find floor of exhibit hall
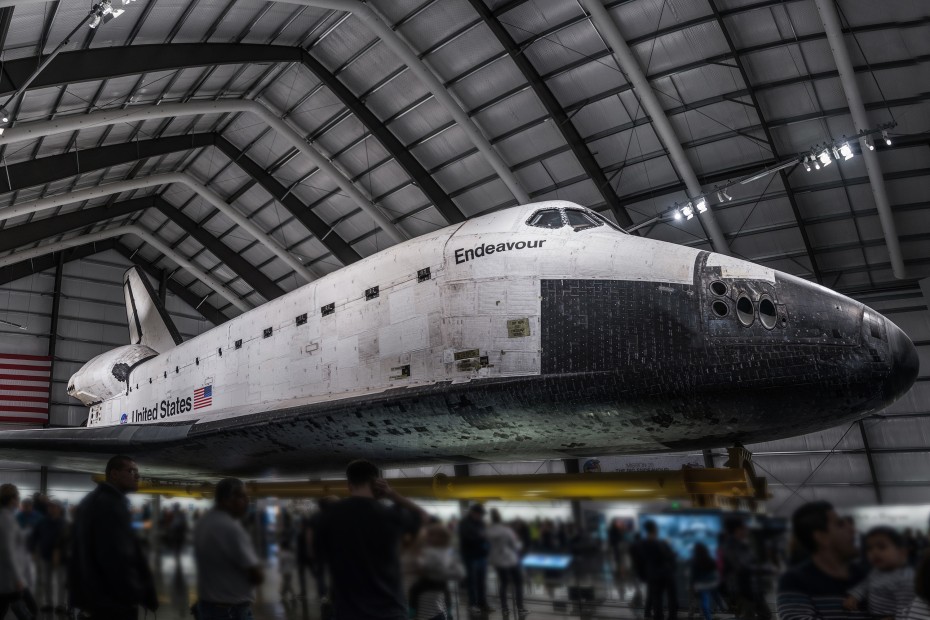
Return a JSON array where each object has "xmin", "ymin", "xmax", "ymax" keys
[{"xmin": 19, "ymin": 548, "xmax": 721, "ymax": 620}]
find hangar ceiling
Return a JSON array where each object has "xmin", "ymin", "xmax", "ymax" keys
[{"xmin": 0, "ymin": 0, "xmax": 927, "ymax": 512}]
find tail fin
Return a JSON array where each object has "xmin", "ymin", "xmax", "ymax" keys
[{"xmin": 123, "ymin": 266, "xmax": 182, "ymax": 353}]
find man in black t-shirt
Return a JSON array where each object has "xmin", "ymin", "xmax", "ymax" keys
[
  {"xmin": 777, "ymin": 501, "xmax": 870, "ymax": 620},
  {"xmin": 315, "ymin": 460, "xmax": 427, "ymax": 620}
]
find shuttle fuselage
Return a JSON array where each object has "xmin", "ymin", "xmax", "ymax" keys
[{"xmin": 5, "ymin": 201, "xmax": 919, "ymax": 477}]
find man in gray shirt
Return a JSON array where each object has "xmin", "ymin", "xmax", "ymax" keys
[{"xmin": 194, "ymin": 478, "xmax": 264, "ymax": 620}]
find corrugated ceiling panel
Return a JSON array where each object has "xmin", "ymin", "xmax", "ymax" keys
[
  {"xmin": 432, "ymin": 150, "xmax": 495, "ymax": 194},
  {"xmin": 523, "ymin": 21, "xmax": 604, "ymax": 78},
  {"xmin": 396, "ymin": 0, "xmax": 475, "ymax": 53},
  {"xmin": 469, "ymin": 89, "xmax": 545, "ymax": 143},
  {"xmin": 312, "ymin": 14, "xmax": 377, "ymax": 74},
  {"xmin": 428, "ymin": 23, "xmax": 501, "ymax": 89},
  {"xmin": 493, "ymin": 119, "xmax": 564, "ymax": 168},
  {"xmin": 397, "ymin": 204, "xmax": 444, "ymax": 238},
  {"xmin": 360, "ymin": 68, "xmax": 431, "ymax": 122},
  {"xmin": 263, "ymin": 66, "xmax": 323, "ymax": 118},
  {"xmin": 4, "ymin": 2, "xmax": 49, "ymax": 60},
  {"xmin": 452, "ymin": 177, "xmax": 513, "ymax": 218},
  {"xmin": 313, "ymin": 115, "xmax": 369, "ymax": 163},
  {"xmin": 336, "ymin": 34, "xmax": 404, "ymax": 95},
  {"xmin": 448, "ymin": 56, "xmax": 526, "ymax": 112},
  {"xmin": 545, "ymin": 55, "xmax": 626, "ymax": 109},
  {"xmin": 499, "ymin": 0, "xmax": 581, "ymax": 44},
  {"xmin": 170, "ymin": 0, "xmax": 231, "ymax": 44},
  {"xmin": 571, "ymin": 96, "xmax": 634, "ymax": 140},
  {"xmin": 388, "ymin": 98, "xmax": 451, "ymax": 146},
  {"xmin": 409, "ymin": 125, "xmax": 472, "ymax": 173},
  {"xmin": 613, "ymin": 154, "xmax": 679, "ymax": 197},
  {"xmin": 207, "ymin": 1, "xmax": 272, "ymax": 42},
  {"xmin": 591, "ymin": 124, "xmax": 663, "ymax": 170},
  {"xmin": 610, "ymin": 0, "xmax": 713, "ymax": 41}
]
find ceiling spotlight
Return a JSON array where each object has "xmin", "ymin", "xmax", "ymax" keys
[
  {"xmin": 681, "ymin": 205, "xmax": 694, "ymax": 220},
  {"xmin": 863, "ymin": 136, "xmax": 875, "ymax": 151},
  {"xmin": 695, "ymin": 198, "xmax": 707, "ymax": 214},
  {"xmin": 832, "ymin": 145, "xmax": 840, "ymax": 160},
  {"xmin": 882, "ymin": 129, "xmax": 892, "ymax": 146},
  {"xmin": 818, "ymin": 148, "xmax": 832, "ymax": 167},
  {"xmin": 0, "ymin": 107, "xmax": 8, "ymax": 124},
  {"xmin": 673, "ymin": 209, "xmax": 682, "ymax": 221},
  {"xmin": 721, "ymin": 188, "xmax": 732, "ymax": 201},
  {"xmin": 89, "ymin": 14, "xmax": 101, "ymax": 28},
  {"xmin": 803, "ymin": 157, "xmax": 812, "ymax": 172},
  {"xmin": 716, "ymin": 191, "xmax": 724, "ymax": 203},
  {"xmin": 839, "ymin": 142, "xmax": 854, "ymax": 161}
]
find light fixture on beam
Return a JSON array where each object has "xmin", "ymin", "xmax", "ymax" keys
[
  {"xmin": 818, "ymin": 148, "xmax": 832, "ymax": 167},
  {"xmin": 882, "ymin": 129, "xmax": 892, "ymax": 146},
  {"xmin": 832, "ymin": 145, "xmax": 840, "ymax": 160},
  {"xmin": 680, "ymin": 204, "xmax": 694, "ymax": 220},
  {"xmin": 803, "ymin": 157, "xmax": 812, "ymax": 172},
  {"xmin": 863, "ymin": 136, "xmax": 875, "ymax": 151},
  {"xmin": 695, "ymin": 198, "xmax": 707, "ymax": 214},
  {"xmin": 839, "ymin": 142, "xmax": 854, "ymax": 161}
]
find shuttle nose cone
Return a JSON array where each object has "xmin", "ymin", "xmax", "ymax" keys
[{"xmin": 884, "ymin": 318, "xmax": 919, "ymax": 401}]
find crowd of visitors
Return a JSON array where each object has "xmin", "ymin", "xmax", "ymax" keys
[{"xmin": 5, "ymin": 460, "xmax": 930, "ymax": 620}]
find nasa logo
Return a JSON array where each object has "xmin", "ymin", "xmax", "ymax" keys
[{"xmin": 119, "ymin": 413, "xmax": 128, "ymax": 425}]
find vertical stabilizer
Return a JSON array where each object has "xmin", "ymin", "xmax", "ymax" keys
[{"xmin": 123, "ymin": 267, "xmax": 183, "ymax": 353}]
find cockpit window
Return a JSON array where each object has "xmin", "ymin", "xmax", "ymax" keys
[
  {"xmin": 565, "ymin": 209, "xmax": 601, "ymax": 231},
  {"xmin": 528, "ymin": 209, "xmax": 564, "ymax": 229}
]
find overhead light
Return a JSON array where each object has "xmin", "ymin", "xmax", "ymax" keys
[
  {"xmin": 0, "ymin": 107, "xmax": 8, "ymax": 123},
  {"xmin": 864, "ymin": 136, "xmax": 874, "ymax": 151},
  {"xmin": 832, "ymin": 145, "xmax": 840, "ymax": 160},
  {"xmin": 89, "ymin": 14, "xmax": 101, "ymax": 28},
  {"xmin": 882, "ymin": 130, "xmax": 892, "ymax": 146},
  {"xmin": 818, "ymin": 148, "xmax": 832, "ymax": 167},
  {"xmin": 803, "ymin": 157, "xmax": 812, "ymax": 172},
  {"xmin": 695, "ymin": 198, "xmax": 707, "ymax": 213},
  {"xmin": 721, "ymin": 188, "xmax": 732, "ymax": 201},
  {"xmin": 673, "ymin": 209, "xmax": 682, "ymax": 221},
  {"xmin": 681, "ymin": 205, "xmax": 694, "ymax": 220},
  {"xmin": 716, "ymin": 191, "xmax": 724, "ymax": 203},
  {"xmin": 839, "ymin": 142, "xmax": 854, "ymax": 161}
]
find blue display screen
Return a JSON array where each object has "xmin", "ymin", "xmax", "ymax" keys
[
  {"xmin": 638, "ymin": 513, "xmax": 723, "ymax": 561},
  {"xmin": 521, "ymin": 553, "xmax": 573, "ymax": 569}
]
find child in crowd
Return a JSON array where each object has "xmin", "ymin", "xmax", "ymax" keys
[
  {"xmin": 410, "ymin": 523, "xmax": 466, "ymax": 620},
  {"xmin": 844, "ymin": 527, "xmax": 915, "ymax": 619}
]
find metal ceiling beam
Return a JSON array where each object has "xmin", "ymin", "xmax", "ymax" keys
[
  {"xmin": 0, "ymin": 130, "xmax": 362, "ymax": 268},
  {"xmin": 0, "ymin": 226, "xmax": 251, "ymax": 312},
  {"xmin": 0, "ymin": 194, "xmax": 287, "ymax": 300},
  {"xmin": 0, "ymin": 43, "xmax": 463, "ymax": 225},
  {"xmin": 0, "ymin": 171, "xmax": 316, "ymax": 284},
  {"xmin": 0, "ymin": 44, "xmax": 300, "ymax": 96},
  {"xmin": 0, "ymin": 239, "xmax": 117, "ymax": 286},
  {"xmin": 276, "ymin": 0, "xmax": 530, "ymax": 205},
  {"xmin": 466, "ymin": 0, "xmax": 632, "ymax": 228},
  {"xmin": 212, "ymin": 136, "xmax": 362, "ymax": 266},
  {"xmin": 298, "ymin": 50, "xmax": 465, "ymax": 225},
  {"xmin": 814, "ymin": 0, "xmax": 903, "ymax": 279},
  {"xmin": 0, "ymin": 99, "xmax": 407, "ymax": 246},
  {"xmin": 0, "ymin": 133, "xmax": 216, "ymax": 193},
  {"xmin": 580, "ymin": 0, "xmax": 730, "ymax": 255},
  {"xmin": 708, "ymin": 0, "xmax": 822, "ymax": 284}
]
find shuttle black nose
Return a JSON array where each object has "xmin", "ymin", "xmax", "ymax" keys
[{"xmin": 884, "ymin": 318, "xmax": 919, "ymax": 401}]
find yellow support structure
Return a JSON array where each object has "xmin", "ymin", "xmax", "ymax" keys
[{"xmin": 101, "ymin": 462, "xmax": 766, "ymax": 503}]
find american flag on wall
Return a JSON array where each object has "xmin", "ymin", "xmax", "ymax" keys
[
  {"xmin": 0, "ymin": 353, "xmax": 51, "ymax": 425},
  {"xmin": 193, "ymin": 385, "xmax": 213, "ymax": 410}
]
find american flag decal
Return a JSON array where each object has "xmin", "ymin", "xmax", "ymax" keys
[
  {"xmin": 193, "ymin": 385, "xmax": 213, "ymax": 410},
  {"xmin": 0, "ymin": 353, "xmax": 51, "ymax": 425}
]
